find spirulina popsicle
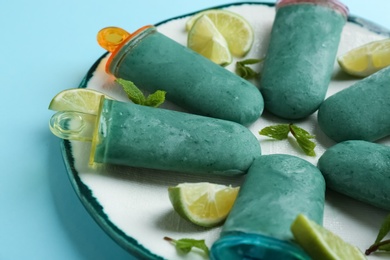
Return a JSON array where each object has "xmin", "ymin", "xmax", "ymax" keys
[
  {"xmin": 318, "ymin": 140, "xmax": 390, "ymax": 210},
  {"xmin": 97, "ymin": 26, "xmax": 264, "ymax": 126},
  {"xmin": 50, "ymin": 96, "xmax": 261, "ymax": 176},
  {"xmin": 318, "ymin": 66, "xmax": 390, "ymax": 142},
  {"xmin": 259, "ymin": 0, "xmax": 348, "ymax": 119},
  {"xmin": 210, "ymin": 154, "xmax": 325, "ymax": 259}
]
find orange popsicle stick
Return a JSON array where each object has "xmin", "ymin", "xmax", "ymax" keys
[
  {"xmin": 98, "ymin": 25, "xmax": 153, "ymax": 73},
  {"xmin": 97, "ymin": 27, "xmax": 131, "ymax": 52}
]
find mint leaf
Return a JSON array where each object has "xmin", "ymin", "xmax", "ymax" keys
[
  {"xmin": 164, "ymin": 237, "xmax": 209, "ymax": 256},
  {"xmin": 366, "ymin": 214, "xmax": 390, "ymax": 255},
  {"xmin": 116, "ymin": 78, "xmax": 166, "ymax": 107},
  {"xmin": 145, "ymin": 90, "xmax": 166, "ymax": 107},
  {"xmin": 259, "ymin": 124, "xmax": 290, "ymax": 140},
  {"xmin": 175, "ymin": 239, "xmax": 209, "ymax": 255},
  {"xmin": 378, "ymin": 242, "xmax": 390, "ymax": 251},
  {"xmin": 289, "ymin": 124, "xmax": 316, "ymax": 156},
  {"xmin": 236, "ymin": 58, "xmax": 264, "ymax": 79},
  {"xmin": 259, "ymin": 124, "xmax": 316, "ymax": 156},
  {"xmin": 295, "ymin": 136, "xmax": 316, "ymax": 156},
  {"xmin": 116, "ymin": 78, "xmax": 145, "ymax": 105},
  {"xmin": 375, "ymin": 214, "xmax": 390, "ymax": 243},
  {"xmin": 289, "ymin": 124, "xmax": 315, "ymax": 139}
]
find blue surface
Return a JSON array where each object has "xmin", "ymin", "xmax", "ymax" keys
[{"xmin": 0, "ymin": 1, "xmax": 388, "ymax": 259}]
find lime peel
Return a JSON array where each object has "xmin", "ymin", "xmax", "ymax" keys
[
  {"xmin": 187, "ymin": 15, "xmax": 232, "ymax": 66},
  {"xmin": 338, "ymin": 38, "xmax": 390, "ymax": 77},
  {"xmin": 168, "ymin": 182, "xmax": 239, "ymax": 228},
  {"xmin": 48, "ymin": 88, "xmax": 112, "ymax": 115},
  {"xmin": 186, "ymin": 9, "xmax": 254, "ymax": 57},
  {"xmin": 291, "ymin": 214, "xmax": 366, "ymax": 260}
]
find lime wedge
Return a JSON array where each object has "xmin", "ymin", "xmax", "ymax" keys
[
  {"xmin": 186, "ymin": 9, "xmax": 254, "ymax": 57},
  {"xmin": 338, "ymin": 38, "xmax": 390, "ymax": 77},
  {"xmin": 187, "ymin": 15, "xmax": 232, "ymax": 66},
  {"xmin": 168, "ymin": 182, "xmax": 239, "ymax": 228},
  {"xmin": 291, "ymin": 214, "xmax": 366, "ymax": 260},
  {"xmin": 49, "ymin": 88, "xmax": 112, "ymax": 115}
]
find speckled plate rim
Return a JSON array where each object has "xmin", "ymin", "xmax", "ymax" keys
[{"xmin": 60, "ymin": 2, "xmax": 390, "ymax": 259}]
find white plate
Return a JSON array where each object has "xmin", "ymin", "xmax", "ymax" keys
[{"xmin": 61, "ymin": 2, "xmax": 390, "ymax": 259}]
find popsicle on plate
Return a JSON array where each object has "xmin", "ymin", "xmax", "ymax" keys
[
  {"xmin": 49, "ymin": 95, "xmax": 261, "ymax": 176},
  {"xmin": 259, "ymin": 0, "xmax": 348, "ymax": 119},
  {"xmin": 210, "ymin": 154, "xmax": 325, "ymax": 259},
  {"xmin": 318, "ymin": 140, "xmax": 390, "ymax": 210},
  {"xmin": 318, "ymin": 66, "xmax": 390, "ymax": 143},
  {"xmin": 97, "ymin": 26, "xmax": 264, "ymax": 126}
]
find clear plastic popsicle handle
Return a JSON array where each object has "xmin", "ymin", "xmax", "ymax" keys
[{"xmin": 49, "ymin": 111, "xmax": 96, "ymax": 142}]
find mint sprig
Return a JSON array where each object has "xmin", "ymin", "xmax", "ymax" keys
[
  {"xmin": 235, "ymin": 58, "xmax": 264, "ymax": 79},
  {"xmin": 259, "ymin": 124, "xmax": 316, "ymax": 156},
  {"xmin": 144, "ymin": 90, "xmax": 166, "ymax": 107},
  {"xmin": 164, "ymin": 236, "xmax": 209, "ymax": 256},
  {"xmin": 366, "ymin": 214, "xmax": 390, "ymax": 255},
  {"xmin": 115, "ymin": 78, "xmax": 166, "ymax": 107},
  {"xmin": 258, "ymin": 124, "xmax": 290, "ymax": 140},
  {"xmin": 289, "ymin": 124, "xmax": 316, "ymax": 156}
]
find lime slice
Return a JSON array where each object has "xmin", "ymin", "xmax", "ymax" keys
[
  {"xmin": 291, "ymin": 214, "xmax": 366, "ymax": 260},
  {"xmin": 186, "ymin": 9, "xmax": 254, "ymax": 57},
  {"xmin": 338, "ymin": 38, "xmax": 390, "ymax": 77},
  {"xmin": 187, "ymin": 15, "xmax": 232, "ymax": 66},
  {"xmin": 168, "ymin": 182, "xmax": 239, "ymax": 228},
  {"xmin": 48, "ymin": 88, "xmax": 112, "ymax": 115}
]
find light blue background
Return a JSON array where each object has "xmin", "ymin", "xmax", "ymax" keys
[{"xmin": 0, "ymin": 1, "xmax": 388, "ymax": 259}]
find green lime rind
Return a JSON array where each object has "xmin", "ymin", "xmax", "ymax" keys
[
  {"xmin": 168, "ymin": 184, "xmax": 237, "ymax": 228},
  {"xmin": 186, "ymin": 9, "xmax": 254, "ymax": 57},
  {"xmin": 291, "ymin": 214, "xmax": 366, "ymax": 260},
  {"xmin": 168, "ymin": 186, "xmax": 225, "ymax": 228}
]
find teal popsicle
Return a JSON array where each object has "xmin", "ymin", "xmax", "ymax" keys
[
  {"xmin": 318, "ymin": 140, "xmax": 390, "ymax": 210},
  {"xmin": 318, "ymin": 66, "xmax": 390, "ymax": 142},
  {"xmin": 98, "ymin": 26, "xmax": 264, "ymax": 126},
  {"xmin": 49, "ymin": 96, "xmax": 261, "ymax": 176},
  {"xmin": 210, "ymin": 154, "xmax": 325, "ymax": 259},
  {"xmin": 259, "ymin": 0, "xmax": 348, "ymax": 119}
]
